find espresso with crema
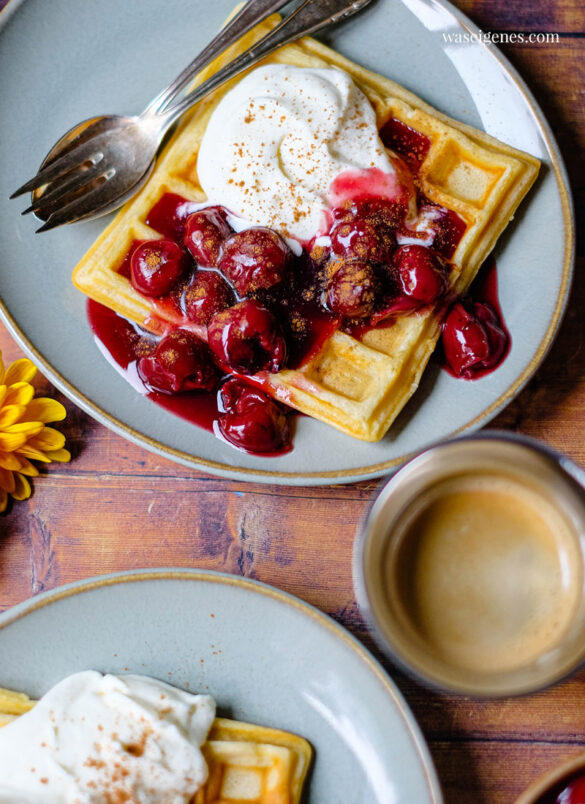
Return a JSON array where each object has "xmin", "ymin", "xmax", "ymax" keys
[{"xmin": 386, "ymin": 473, "xmax": 583, "ymax": 675}]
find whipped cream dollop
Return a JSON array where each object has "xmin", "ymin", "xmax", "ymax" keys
[
  {"xmin": 0, "ymin": 671, "xmax": 215, "ymax": 803},
  {"xmin": 197, "ymin": 64, "xmax": 400, "ymax": 242}
]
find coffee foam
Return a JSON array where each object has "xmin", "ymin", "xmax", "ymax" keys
[{"xmin": 385, "ymin": 473, "xmax": 583, "ymax": 675}]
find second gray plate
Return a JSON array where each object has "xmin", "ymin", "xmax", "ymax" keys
[{"xmin": 0, "ymin": 569, "xmax": 443, "ymax": 803}]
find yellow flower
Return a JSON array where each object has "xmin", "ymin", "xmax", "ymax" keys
[{"xmin": 0, "ymin": 353, "xmax": 70, "ymax": 512}]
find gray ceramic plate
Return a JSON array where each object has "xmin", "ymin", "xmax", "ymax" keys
[
  {"xmin": 0, "ymin": 569, "xmax": 442, "ymax": 802},
  {"xmin": 0, "ymin": 0, "xmax": 573, "ymax": 485}
]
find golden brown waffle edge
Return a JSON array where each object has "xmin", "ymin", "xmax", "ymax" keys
[{"xmin": 72, "ymin": 13, "xmax": 540, "ymax": 441}]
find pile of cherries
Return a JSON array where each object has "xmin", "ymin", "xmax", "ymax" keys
[
  {"xmin": 123, "ymin": 191, "xmax": 504, "ymax": 453},
  {"xmin": 129, "ymin": 206, "xmax": 293, "ymax": 453}
]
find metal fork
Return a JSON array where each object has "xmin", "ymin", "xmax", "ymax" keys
[{"xmin": 10, "ymin": 0, "xmax": 374, "ymax": 232}]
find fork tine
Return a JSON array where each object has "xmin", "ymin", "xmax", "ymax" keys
[
  {"xmin": 34, "ymin": 170, "xmax": 117, "ymax": 231},
  {"xmin": 10, "ymin": 145, "xmax": 104, "ymax": 199},
  {"xmin": 20, "ymin": 160, "xmax": 106, "ymax": 217}
]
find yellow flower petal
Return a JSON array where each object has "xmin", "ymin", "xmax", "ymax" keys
[
  {"xmin": 5, "ymin": 359, "xmax": 37, "ymax": 385},
  {"xmin": 12, "ymin": 473, "xmax": 31, "ymax": 501},
  {"xmin": 4, "ymin": 382, "xmax": 35, "ymax": 407},
  {"xmin": 0, "ymin": 467, "xmax": 16, "ymax": 494},
  {"xmin": 15, "ymin": 446, "xmax": 51, "ymax": 463},
  {"xmin": 0, "ymin": 352, "xmax": 69, "ymax": 507},
  {"xmin": 0, "ymin": 432, "xmax": 27, "ymax": 452},
  {"xmin": 0, "ymin": 451, "xmax": 26, "ymax": 472},
  {"xmin": 10, "ymin": 456, "xmax": 39, "ymax": 477},
  {"xmin": 0, "ymin": 405, "xmax": 26, "ymax": 428},
  {"xmin": 27, "ymin": 427, "xmax": 66, "ymax": 452},
  {"xmin": 4, "ymin": 421, "xmax": 44, "ymax": 438},
  {"xmin": 45, "ymin": 448, "xmax": 71, "ymax": 463},
  {"xmin": 24, "ymin": 397, "xmax": 66, "ymax": 423}
]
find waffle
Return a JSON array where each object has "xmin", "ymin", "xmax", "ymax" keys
[
  {"xmin": 0, "ymin": 688, "xmax": 312, "ymax": 803},
  {"xmin": 197, "ymin": 718, "xmax": 311, "ymax": 803},
  {"xmin": 72, "ymin": 13, "xmax": 540, "ymax": 441}
]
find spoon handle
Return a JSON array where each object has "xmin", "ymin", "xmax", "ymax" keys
[
  {"xmin": 157, "ymin": 0, "xmax": 374, "ymax": 129},
  {"xmin": 144, "ymin": 0, "xmax": 292, "ymax": 116}
]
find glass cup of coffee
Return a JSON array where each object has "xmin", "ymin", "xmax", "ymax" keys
[{"xmin": 354, "ymin": 431, "xmax": 585, "ymax": 696}]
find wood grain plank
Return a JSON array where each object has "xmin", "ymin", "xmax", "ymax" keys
[
  {"xmin": 400, "ymin": 668, "xmax": 585, "ymax": 742},
  {"xmin": 0, "ymin": 478, "xmax": 363, "ymax": 615},
  {"xmin": 455, "ymin": 0, "xmax": 585, "ymax": 34},
  {"xmin": 433, "ymin": 742, "xmax": 585, "ymax": 804}
]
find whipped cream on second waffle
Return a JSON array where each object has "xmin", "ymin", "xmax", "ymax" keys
[
  {"xmin": 197, "ymin": 64, "xmax": 397, "ymax": 242},
  {"xmin": 0, "ymin": 671, "xmax": 215, "ymax": 803}
]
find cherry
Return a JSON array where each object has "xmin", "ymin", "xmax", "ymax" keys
[
  {"xmin": 379, "ymin": 117, "xmax": 432, "ymax": 172},
  {"xmin": 207, "ymin": 300, "xmax": 287, "ymax": 375},
  {"xmin": 218, "ymin": 378, "xmax": 289, "ymax": 453},
  {"xmin": 137, "ymin": 329, "xmax": 219, "ymax": 394},
  {"xmin": 130, "ymin": 239, "xmax": 188, "ymax": 297},
  {"xmin": 556, "ymin": 776, "xmax": 585, "ymax": 803},
  {"xmin": 218, "ymin": 228, "xmax": 290, "ymax": 296},
  {"xmin": 184, "ymin": 206, "xmax": 232, "ymax": 268},
  {"xmin": 324, "ymin": 259, "xmax": 378, "ymax": 319},
  {"xmin": 330, "ymin": 216, "xmax": 395, "ymax": 264},
  {"xmin": 393, "ymin": 245, "xmax": 448, "ymax": 304},
  {"xmin": 442, "ymin": 301, "xmax": 507, "ymax": 379},
  {"xmin": 183, "ymin": 270, "xmax": 234, "ymax": 327}
]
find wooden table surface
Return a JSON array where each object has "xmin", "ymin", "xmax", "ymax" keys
[{"xmin": 1, "ymin": 0, "xmax": 584, "ymax": 801}]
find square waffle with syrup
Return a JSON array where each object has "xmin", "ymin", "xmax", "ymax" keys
[
  {"xmin": 0, "ymin": 688, "xmax": 312, "ymax": 803},
  {"xmin": 72, "ymin": 13, "xmax": 540, "ymax": 441}
]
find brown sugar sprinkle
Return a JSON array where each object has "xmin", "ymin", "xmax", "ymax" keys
[
  {"xmin": 85, "ymin": 757, "xmax": 107, "ymax": 770},
  {"xmin": 161, "ymin": 349, "xmax": 179, "ymax": 369},
  {"xmin": 310, "ymin": 245, "xmax": 328, "ymax": 265},
  {"xmin": 135, "ymin": 337, "xmax": 155, "ymax": 358},
  {"xmin": 290, "ymin": 316, "xmax": 308, "ymax": 336},
  {"xmin": 144, "ymin": 252, "xmax": 160, "ymax": 271}
]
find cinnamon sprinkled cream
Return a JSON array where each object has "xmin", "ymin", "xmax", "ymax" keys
[
  {"xmin": 0, "ymin": 671, "xmax": 215, "ymax": 803},
  {"xmin": 198, "ymin": 64, "xmax": 400, "ymax": 242}
]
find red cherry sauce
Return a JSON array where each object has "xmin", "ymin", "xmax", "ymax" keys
[
  {"xmin": 526, "ymin": 771, "xmax": 585, "ymax": 804},
  {"xmin": 380, "ymin": 117, "xmax": 431, "ymax": 173},
  {"xmin": 115, "ymin": 239, "xmax": 144, "ymax": 279},
  {"xmin": 441, "ymin": 257, "xmax": 510, "ymax": 380},
  {"xmin": 379, "ymin": 117, "xmax": 467, "ymax": 260},
  {"xmin": 329, "ymin": 166, "xmax": 407, "ymax": 209},
  {"xmin": 145, "ymin": 192, "xmax": 202, "ymax": 240},
  {"xmin": 430, "ymin": 206, "xmax": 468, "ymax": 260},
  {"xmin": 88, "ymin": 299, "xmax": 251, "ymax": 444},
  {"xmin": 554, "ymin": 775, "xmax": 585, "ymax": 804}
]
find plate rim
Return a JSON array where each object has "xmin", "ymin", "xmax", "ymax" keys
[
  {"xmin": 0, "ymin": 0, "xmax": 575, "ymax": 485},
  {"xmin": 0, "ymin": 567, "xmax": 444, "ymax": 803}
]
